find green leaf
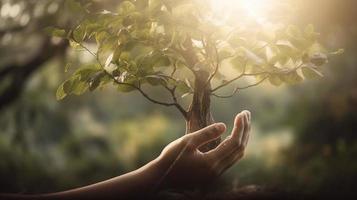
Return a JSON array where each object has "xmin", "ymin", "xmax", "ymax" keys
[
  {"xmin": 302, "ymin": 66, "xmax": 323, "ymax": 79},
  {"xmin": 74, "ymin": 66, "xmax": 102, "ymax": 81},
  {"xmin": 304, "ymin": 24, "xmax": 314, "ymax": 35},
  {"xmin": 65, "ymin": 63, "xmax": 71, "ymax": 72},
  {"xmin": 119, "ymin": 1, "xmax": 136, "ymax": 14},
  {"xmin": 310, "ymin": 52, "xmax": 328, "ymax": 66},
  {"xmin": 73, "ymin": 25, "xmax": 86, "ymax": 42},
  {"xmin": 268, "ymin": 75, "xmax": 283, "ymax": 86},
  {"xmin": 63, "ymin": 78, "xmax": 75, "ymax": 94},
  {"xmin": 145, "ymin": 75, "xmax": 166, "ymax": 86},
  {"xmin": 145, "ymin": 52, "xmax": 171, "ymax": 68},
  {"xmin": 129, "ymin": 44, "xmax": 153, "ymax": 62},
  {"xmin": 112, "ymin": 69, "xmax": 121, "ymax": 77},
  {"xmin": 69, "ymin": 40, "xmax": 80, "ymax": 49},
  {"xmin": 44, "ymin": 27, "xmax": 66, "ymax": 38},
  {"xmin": 330, "ymin": 49, "xmax": 344, "ymax": 55},
  {"xmin": 230, "ymin": 56, "xmax": 246, "ymax": 72},
  {"xmin": 71, "ymin": 80, "xmax": 89, "ymax": 95},
  {"xmin": 59, "ymin": 67, "xmax": 109, "ymax": 98},
  {"xmin": 276, "ymin": 40, "xmax": 296, "ymax": 52},
  {"xmin": 118, "ymin": 29, "xmax": 130, "ymax": 45},
  {"xmin": 302, "ymin": 53, "xmax": 310, "ymax": 63},
  {"xmin": 181, "ymin": 92, "xmax": 191, "ymax": 98},
  {"xmin": 95, "ymin": 31, "xmax": 110, "ymax": 45},
  {"xmin": 89, "ymin": 71, "xmax": 107, "ymax": 91},
  {"xmin": 176, "ymin": 81, "xmax": 191, "ymax": 94},
  {"xmin": 62, "ymin": 76, "xmax": 88, "ymax": 96},
  {"xmin": 56, "ymin": 83, "xmax": 67, "ymax": 100},
  {"xmin": 65, "ymin": 0, "xmax": 85, "ymax": 13},
  {"xmin": 281, "ymin": 71, "xmax": 303, "ymax": 84},
  {"xmin": 117, "ymin": 84, "xmax": 136, "ymax": 92},
  {"xmin": 228, "ymin": 35, "xmax": 247, "ymax": 47},
  {"xmin": 117, "ymin": 77, "xmax": 138, "ymax": 92},
  {"xmin": 286, "ymin": 25, "xmax": 301, "ymax": 38},
  {"xmin": 304, "ymin": 24, "xmax": 320, "ymax": 40},
  {"xmin": 218, "ymin": 48, "xmax": 234, "ymax": 61},
  {"xmin": 115, "ymin": 72, "xmax": 139, "ymax": 92},
  {"xmin": 149, "ymin": 0, "xmax": 163, "ymax": 11},
  {"xmin": 241, "ymin": 47, "xmax": 264, "ymax": 65},
  {"xmin": 105, "ymin": 53, "xmax": 114, "ymax": 68}
]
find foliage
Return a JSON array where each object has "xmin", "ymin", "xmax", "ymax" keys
[{"xmin": 49, "ymin": 0, "xmax": 342, "ymax": 113}]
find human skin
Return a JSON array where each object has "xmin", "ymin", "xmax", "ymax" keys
[{"xmin": 0, "ymin": 110, "xmax": 251, "ymax": 200}]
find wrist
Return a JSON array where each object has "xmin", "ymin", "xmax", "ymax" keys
[
  {"xmin": 152, "ymin": 157, "xmax": 165, "ymax": 181},
  {"xmin": 138, "ymin": 157, "xmax": 165, "ymax": 193},
  {"xmin": 149, "ymin": 155, "xmax": 175, "ymax": 190}
]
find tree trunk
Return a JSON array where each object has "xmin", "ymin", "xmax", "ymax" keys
[{"xmin": 185, "ymin": 70, "xmax": 220, "ymax": 152}]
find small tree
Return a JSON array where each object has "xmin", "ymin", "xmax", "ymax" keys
[{"xmin": 50, "ymin": 0, "xmax": 343, "ymax": 151}]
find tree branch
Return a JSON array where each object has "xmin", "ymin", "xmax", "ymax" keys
[
  {"xmin": 211, "ymin": 63, "xmax": 304, "ymax": 93},
  {"xmin": 210, "ymin": 59, "xmax": 250, "ymax": 92},
  {"xmin": 163, "ymin": 85, "xmax": 188, "ymax": 119},
  {"xmin": 170, "ymin": 61, "xmax": 178, "ymax": 77},
  {"xmin": 0, "ymin": 38, "xmax": 68, "ymax": 111},
  {"xmin": 211, "ymin": 71, "xmax": 266, "ymax": 92},
  {"xmin": 78, "ymin": 42, "xmax": 189, "ymax": 119},
  {"xmin": 114, "ymin": 78, "xmax": 189, "ymax": 119},
  {"xmin": 212, "ymin": 75, "xmax": 270, "ymax": 98},
  {"xmin": 206, "ymin": 42, "xmax": 220, "ymax": 86}
]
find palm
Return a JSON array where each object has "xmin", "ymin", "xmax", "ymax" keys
[{"xmin": 156, "ymin": 111, "xmax": 251, "ymax": 188}]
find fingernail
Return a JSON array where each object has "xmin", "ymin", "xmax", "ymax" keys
[{"xmin": 215, "ymin": 123, "xmax": 226, "ymax": 132}]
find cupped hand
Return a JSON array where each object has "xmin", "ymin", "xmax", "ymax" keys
[{"xmin": 156, "ymin": 110, "xmax": 251, "ymax": 188}]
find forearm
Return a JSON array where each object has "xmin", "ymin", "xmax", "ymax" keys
[{"xmin": 1, "ymin": 158, "xmax": 162, "ymax": 200}]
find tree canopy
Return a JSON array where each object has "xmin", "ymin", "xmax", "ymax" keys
[{"xmin": 49, "ymin": 0, "xmax": 343, "ymax": 119}]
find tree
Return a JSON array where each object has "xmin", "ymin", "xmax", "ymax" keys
[
  {"xmin": 51, "ymin": 0, "xmax": 343, "ymax": 151},
  {"xmin": 0, "ymin": 0, "xmax": 117, "ymax": 111},
  {"xmin": 0, "ymin": 0, "xmax": 71, "ymax": 111}
]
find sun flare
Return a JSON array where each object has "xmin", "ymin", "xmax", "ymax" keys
[{"xmin": 209, "ymin": 0, "xmax": 273, "ymax": 24}]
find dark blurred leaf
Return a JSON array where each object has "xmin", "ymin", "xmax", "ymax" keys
[
  {"xmin": 310, "ymin": 53, "xmax": 328, "ymax": 66},
  {"xmin": 44, "ymin": 27, "xmax": 66, "ymax": 38},
  {"xmin": 65, "ymin": 0, "xmax": 85, "ymax": 14},
  {"xmin": 89, "ymin": 72, "xmax": 106, "ymax": 91}
]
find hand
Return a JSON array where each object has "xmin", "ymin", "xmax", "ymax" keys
[
  {"xmin": 0, "ymin": 111, "xmax": 251, "ymax": 199},
  {"xmin": 155, "ymin": 110, "xmax": 251, "ymax": 188}
]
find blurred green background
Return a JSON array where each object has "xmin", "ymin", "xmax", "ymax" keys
[{"xmin": 0, "ymin": 0, "xmax": 356, "ymax": 198}]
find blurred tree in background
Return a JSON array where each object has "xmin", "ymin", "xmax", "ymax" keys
[
  {"xmin": 279, "ymin": 0, "xmax": 357, "ymax": 197},
  {"xmin": 0, "ymin": 0, "xmax": 356, "ymax": 198}
]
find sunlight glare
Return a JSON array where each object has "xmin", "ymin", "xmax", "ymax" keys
[{"xmin": 209, "ymin": 0, "xmax": 273, "ymax": 24}]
